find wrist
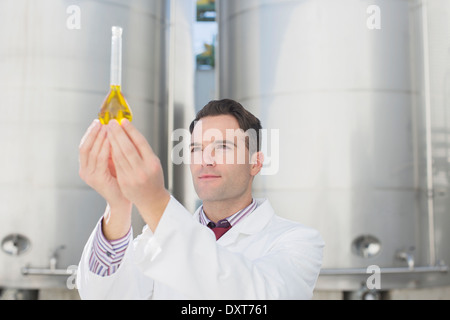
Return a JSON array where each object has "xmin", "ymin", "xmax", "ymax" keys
[
  {"xmin": 136, "ymin": 189, "xmax": 171, "ymax": 232},
  {"xmin": 102, "ymin": 201, "xmax": 133, "ymax": 241},
  {"xmin": 107, "ymin": 197, "xmax": 132, "ymax": 212}
]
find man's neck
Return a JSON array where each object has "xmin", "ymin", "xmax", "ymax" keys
[{"xmin": 202, "ymin": 194, "xmax": 253, "ymax": 224}]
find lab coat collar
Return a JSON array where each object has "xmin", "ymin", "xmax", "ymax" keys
[{"xmin": 193, "ymin": 198, "xmax": 275, "ymax": 244}]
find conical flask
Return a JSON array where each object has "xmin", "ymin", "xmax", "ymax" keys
[{"xmin": 98, "ymin": 26, "xmax": 133, "ymax": 125}]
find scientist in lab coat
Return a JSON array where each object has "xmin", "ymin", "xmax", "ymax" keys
[{"xmin": 77, "ymin": 99, "xmax": 324, "ymax": 299}]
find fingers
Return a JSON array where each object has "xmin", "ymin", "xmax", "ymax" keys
[
  {"xmin": 97, "ymin": 132, "xmax": 111, "ymax": 173},
  {"xmin": 86, "ymin": 125, "xmax": 107, "ymax": 173},
  {"xmin": 79, "ymin": 120, "xmax": 101, "ymax": 170},
  {"xmin": 79, "ymin": 119, "xmax": 100, "ymax": 149},
  {"xmin": 106, "ymin": 120, "xmax": 160, "ymax": 188},
  {"xmin": 121, "ymin": 119, "xmax": 156, "ymax": 160},
  {"xmin": 107, "ymin": 120, "xmax": 138, "ymax": 172},
  {"xmin": 107, "ymin": 119, "xmax": 156, "ymax": 166}
]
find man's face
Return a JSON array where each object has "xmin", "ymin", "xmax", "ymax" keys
[{"xmin": 190, "ymin": 115, "xmax": 259, "ymax": 202}]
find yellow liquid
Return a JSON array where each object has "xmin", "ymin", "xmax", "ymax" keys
[{"xmin": 98, "ymin": 85, "xmax": 133, "ymax": 125}]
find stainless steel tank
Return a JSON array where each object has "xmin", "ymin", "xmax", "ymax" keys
[
  {"xmin": 217, "ymin": 0, "xmax": 450, "ymax": 292},
  {"xmin": 167, "ymin": 0, "xmax": 198, "ymax": 213},
  {"xmin": 420, "ymin": 0, "xmax": 450, "ymax": 289},
  {"xmin": 0, "ymin": 0, "xmax": 168, "ymax": 290}
]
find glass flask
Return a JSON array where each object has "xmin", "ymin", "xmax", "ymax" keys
[{"xmin": 98, "ymin": 26, "xmax": 133, "ymax": 125}]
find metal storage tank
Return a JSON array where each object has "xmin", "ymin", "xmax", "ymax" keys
[
  {"xmin": 420, "ymin": 0, "xmax": 450, "ymax": 291},
  {"xmin": 217, "ymin": 0, "xmax": 450, "ymax": 293},
  {"xmin": 0, "ymin": 0, "xmax": 169, "ymax": 292},
  {"xmin": 168, "ymin": 0, "xmax": 198, "ymax": 213}
]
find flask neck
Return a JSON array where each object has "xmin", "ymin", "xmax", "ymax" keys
[{"xmin": 110, "ymin": 28, "xmax": 122, "ymax": 87}]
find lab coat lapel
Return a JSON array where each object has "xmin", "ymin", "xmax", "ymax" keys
[
  {"xmin": 192, "ymin": 199, "xmax": 275, "ymax": 246},
  {"xmin": 219, "ymin": 199, "xmax": 274, "ymax": 245}
]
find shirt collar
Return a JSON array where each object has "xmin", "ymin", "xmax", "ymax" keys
[{"xmin": 199, "ymin": 199, "xmax": 257, "ymax": 227}]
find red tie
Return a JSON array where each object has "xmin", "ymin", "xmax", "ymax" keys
[{"xmin": 208, "ymin": 221, "xmax": 232, "ymax": 240}]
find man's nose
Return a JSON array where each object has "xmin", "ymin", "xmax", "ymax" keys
[{"xmin": 202, "ymin": 145, "xmax": 216, "ymax": 167}]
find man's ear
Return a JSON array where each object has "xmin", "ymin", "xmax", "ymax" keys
[{"xmin": 250, "ymin": 151, "xmax": 264, "ymax": 176}]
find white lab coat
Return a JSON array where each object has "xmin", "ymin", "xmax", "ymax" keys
[{"xmin": 77, "ymin": 197, "xmax": 324, "ymax": 300}]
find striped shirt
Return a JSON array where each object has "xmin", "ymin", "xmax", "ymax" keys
[
  {"xmin": 89, "ymin": 220, "xmax": 132, "ymax": 277},
  {"xmin": 89, "ymin": 199, "xmax": 257, "ymax": 276},
  {"xmin": 199, "ymin": 199, "xmax": 257, "ymax": 228}
]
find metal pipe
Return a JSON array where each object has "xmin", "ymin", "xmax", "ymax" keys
[
  {"xmin": 20, "ymin": 246, "xmax": 75, "ymax": 277},
  {"xmin": 21, "ymin": 266, "xmax": 74, "ymax": 277},
  {"xmin": 166, "ymin": 0, "xmax": 176, "ymax": 195},
  {"xmin": 421, "ymin": 0, "xmax": 436, "ymax": 266},
  {"xmin": 320, "ymin": 265, "xmax": 448, "ymax": 276}
]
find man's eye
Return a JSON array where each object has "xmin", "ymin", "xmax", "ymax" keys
[{"xmin": 217, "ymin": 144, "xmax": 231, "ymax": 150}]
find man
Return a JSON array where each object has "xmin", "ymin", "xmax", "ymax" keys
[{"xmin": 77, "ymin": 99, "xmax": 324, "ymax": 299}]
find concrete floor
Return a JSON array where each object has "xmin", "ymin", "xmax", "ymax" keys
[
  {"xmin": 313, "ymin": 286, "xmax": 450, "ymax": 300},
  {"xmin": 34, "ymin": 286, "xmax": 450, "ymax": 300},
  {"xmin": 2, "ymin": 285, "xmax": 450, "ymax": 300}
]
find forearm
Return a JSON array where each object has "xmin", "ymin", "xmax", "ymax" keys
[
  {"xmin": 135, "ymin": 189, "xmax": 171, "ymax": 233},
  {"xmin": 77, "ymin": 218, "xmax": 154, "ymax": 300},
  {"xmin": 89, "ymin": 217, "xmax": 132, "ymax": 276},
  {"xmin": 102, "ymin": 201, "xmax": 133, "ymax": 241}
]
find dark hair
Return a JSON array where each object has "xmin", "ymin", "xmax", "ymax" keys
[{"xmin": 189, "ymin": 99, "xmax": 262, "ymax": 153}]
